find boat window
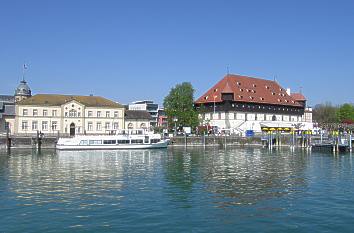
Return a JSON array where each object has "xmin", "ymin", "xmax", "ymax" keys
[
  {"xmin": 79, "ymin": 140, "xmax": 88, "ymax": 145},
  {"xmin": 150, "ymin": 139, "xmax": 160, "ymax": 143},
  {"xmin": 89, "ymin": 140, "xmax": 102, "ymax": 145},
  {"xmin": 131, "ymin": 139, "xmax": 143, "ymax": 144},
  {"xmin": 103, "ymin": 140, "xmax": 116, "ymax": 144},
  {"xmin": 117, "ymin": 140, "xmax": 130, "ymax": 144},
  {"xmin": 144, "ymin": 136, "xmax": 149, "ymax": 143}
]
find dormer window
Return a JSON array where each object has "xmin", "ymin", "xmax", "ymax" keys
[
  {"xmin": 205, "ymin": 96, "xmax": 209, "ymax": 100},
  {"xmin": 253, "ymin": 84, "xmax": 257, "ymax": 87},
  {"xmin": 260, "ymin": 97, "xmax": 264, "ymax": 101},
  {"xmin": 266, "ymin": 86, "xmax": 270, "ymax": 89},
  {"xmin": 272, "ymin": 92, "xmax": 275, "ymax": 95},
  {"xmin": 214, "ymin": 88, "xmax": 218, "ymax": 92},
  {"xmin": 237, "ymin": 82, "xmax": 241, "ymax": 85},
  {"xmin": 240, "ymin": 88, "xmax": 243, "ymax": 92}
]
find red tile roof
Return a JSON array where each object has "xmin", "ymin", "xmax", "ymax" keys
[
  {"xmin": 291, "ymin": 93, "xmax": 306, "ymax": 101},
  {"xmin": 195, "ymin": 74, "xmax": 303, "ymax": 107}
]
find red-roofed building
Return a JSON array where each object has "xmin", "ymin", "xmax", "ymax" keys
[{"xmin": 195, "ymin": 74, "xmax": 313, "ymax": 134}]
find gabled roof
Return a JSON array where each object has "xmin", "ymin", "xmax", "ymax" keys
[
  {"xmin": 195, "ymin": 74, "xmax": 303, "ymax": 107},
  {"xmin": 16, "ymin": 94, "xmax": 123, "ymax": 108},
  {"xmin": 125, "ymin": 110, "xmax": 151, "ymax": 120},
  {"xmin": 291, "ymin": 93, "xmax": 306, "ymax": 101}
]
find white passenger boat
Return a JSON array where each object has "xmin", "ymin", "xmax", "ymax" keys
[{"xmin": 56, "ymin": 129, "xmax": 169, "ymax": 150}]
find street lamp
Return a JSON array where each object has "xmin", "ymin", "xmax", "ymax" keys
[{"xmin": 173, "ymin": 116, "xmax": 178, "ymax": 136}]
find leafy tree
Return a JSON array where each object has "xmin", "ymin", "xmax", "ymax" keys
[
  {"xmin": 337, "ymin": 103, "xmax": 354, "ymax": 123},
  {"xmin": 163, "ymin": 82, "xmax": 199, "ymax": 130},
  {"xmin": 313, "ymin": 102, "xmax": 338, "ymax": 123}
]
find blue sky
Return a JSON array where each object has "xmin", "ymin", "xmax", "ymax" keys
[{"xmin": 1, "ymin": 0, "xmax": 354, "ymax": 106}]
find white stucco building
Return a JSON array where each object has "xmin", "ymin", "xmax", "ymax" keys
[{"xmin": 195, "ymin": 74, "xmax": 313, "ymax": 134}]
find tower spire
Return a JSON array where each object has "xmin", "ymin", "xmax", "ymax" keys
[{"xmin": 22, "ymin": 63, "xmax": 28, "ymax": 82}]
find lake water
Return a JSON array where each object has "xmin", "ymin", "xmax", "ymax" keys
[{"xmin": 0, "ymin": 147, "xmax": 353, "ymax": 233}]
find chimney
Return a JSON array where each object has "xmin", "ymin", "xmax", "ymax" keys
[{"xmin": 286, "ymin": 88, "xmax": 291, "ymax": 96}]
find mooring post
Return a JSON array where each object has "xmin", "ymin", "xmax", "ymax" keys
[
  {"xmin": 37, "ymin": 131, "xmax": 42, "ymax": 152},
  {"xmin": 349, "ymin": 134, "xmax": 352, "ymax": 152},
  {"xmin": 224, "ymin": 134, "xmax": 227, "ymax": 149},
  {"xmin": 184, "ymin": 134, "xmax": 187, "ymax": 148},
  {"xmin": 203, "ymin": 133, "xmax": 205, "ymax": 148},
  {"xmin": 6, "ymin": 127, "xmax": 11, "ymax": 154}
]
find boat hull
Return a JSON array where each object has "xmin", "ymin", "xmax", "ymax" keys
[{"xmin": 56, "ymin": 141, "xmax": 168, "ymax": 150}]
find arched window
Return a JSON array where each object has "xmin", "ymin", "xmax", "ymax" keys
[
  {"xmin": 272, "ymin": 115, "xmax": 277, "ymax": 121},
  {"xmin": 128, "ymin": 123, "xmax": 133, "ymax": 129},
  {"xmin": 140, "ymin": 123, "xmax": 146, "ymax": 129}
]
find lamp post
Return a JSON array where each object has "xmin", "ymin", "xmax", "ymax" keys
[{"xmin": 173, "ymin": 116, "xmax": 178, "ymax": 136}]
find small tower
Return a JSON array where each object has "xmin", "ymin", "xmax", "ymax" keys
[
  {"xmin": 15, "ymin": 79, "xmax": 32, "ymax": 103},
  {"xmin": 15, "ymin": 64, "xmax": 32, "ymax": 102}
]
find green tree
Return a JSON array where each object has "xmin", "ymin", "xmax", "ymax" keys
[
  {"xmin": 313, "ymin": 102, "xmax": 338, "ymax": 123},
  {"xmin": 163, "ymin": 82, "xmax": 199, "ymax": 131},
  {"xmin": 337, "ymin": 103, "xmax": 354, "ymax": 123}
]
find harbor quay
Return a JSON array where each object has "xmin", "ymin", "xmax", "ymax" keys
[{"xmin": 1, "ymin": 132, "xmax": 352, "ymax": 153}]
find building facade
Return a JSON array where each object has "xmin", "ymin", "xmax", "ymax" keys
[
  {"xmin": 0, "ymin": 78, "xmax": 32, "ymax": 135},
  {"xmin": 124, "ymin": 110, "xmax": 151, "ymax": 129},
  {"xmin": 194, "ymin": 74, "xmax": 313, "ymax": 134},
  {"xmin": 15, "ymin": 94, "xmax": 125, "ymax": 136},
  {"xmin": 128, "ymin": 100, "xmax": 159, "ymax": 127}
]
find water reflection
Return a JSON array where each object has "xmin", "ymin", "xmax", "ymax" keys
[
  {"xmin": 164, "ymin": 147, "xmax": 309, "ymax": 207},
  {"xmin": 2, "ymin": 149, "xmax": 164, "ymax": 209}
]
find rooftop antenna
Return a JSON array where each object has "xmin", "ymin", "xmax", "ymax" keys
[
  {"xmin": 273, "ymin": 75, "xmax": 277, "ymax": 82},
  {"xmin": 227, "ymin": 66, "xmax": 230, "ymax": 75},
  {"xmin": 299, "ymin": 86, "xmax": 303, "ymax": 93}
]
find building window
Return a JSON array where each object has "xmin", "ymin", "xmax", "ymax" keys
[
  {"xmin": 140, "ymin": 123, "xmax": 146, "ymax": 128},
  {"xmin": 88, "ymin": 111, "xmax": 93, "ymax": 117},
  {"xmin": 113, "ymin": 122, "xmax": 119, "ymax": 130},
  {"xmin": 42, "ymin": 121, "xmax": 48, "ymax": 131},
  {"xmin": 97, "ymin": 111, "xmax": 101, "ymax": 117},
  {"xmin": 106, "ymin": 111, "xmax": 110, "ymax": 118},
  {"xmin": 69, "ymin": 109, "xmax": 77, "ymax": 117},
  {"xmin": 105, "ymin": 122, "xmax": 110, "ymax": 130},
  {"xmin": 96, "ymin": 122, "xmax": 102, "ymax": 131},
  {"xmin": 88, "ymin": 122, "xmax": 93, "ymax": 131},
  {"xmin": 23, "ymin": 109, "xmax": 28, "ymax": 116},
  {"xmin": 114, "ymin": 111, "xmax": 119, "ymax": 118},
  {"xmin": 128, "ymin": 123, "xmax": 133, "ymax": 129},
  {"xmin": 65, "ymin": 112, "xmax": 68, "ymax": 117},
  {"xmin": 43, "ymin": 110, "xmax": 48, "ymax": 116},
  {"xmin": 52, "ymin": 110, "xmax": 57, "ymax": 117},
  {"xmin": 78, "ymin": 112, "xmax": 81, "ymax": 117},
  {"xmin": 5, "ymin": 122, "xmax": 10, "ymax": 131},
  {"xmin": 33, "ymin": 109, "xmax": 38, "ymax": 116},
  {"xmin": 272, "ymin": 115, "xmax": 277, "ymax": 121},
  {"xmin": 52, "ymin": 121, "xmax": 57, "ymax": 131},
  {"xmin": 22, "ymin": 121, "xmax": 28, "ymax": 131},
  {"xmin": 32, "ymin": 121, "xmax": 38, "ymax": 130}
]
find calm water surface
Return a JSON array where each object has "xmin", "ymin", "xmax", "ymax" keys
[{"xmin": 0, "ymin": 147, "xmax": 353, "ymax": 233}]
